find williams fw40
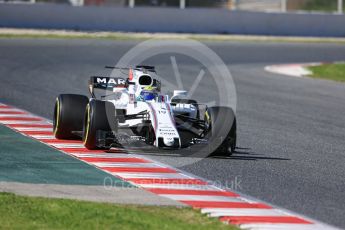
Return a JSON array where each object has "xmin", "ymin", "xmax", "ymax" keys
[{"xmin": 53, "ymin": 66, "xmax": 237, "ymax": 156}]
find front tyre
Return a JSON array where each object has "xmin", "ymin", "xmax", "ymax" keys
[
  {"xmin": 53, "ymin": 94, "xmax": 89, "ymax": 139},
  {"xmin": 82, "ymin": 100, "xmax": 117, "ymax": 150},
  {"xmin": 205, "ymin": 106, "xmax": 237, "ymax": 156}
]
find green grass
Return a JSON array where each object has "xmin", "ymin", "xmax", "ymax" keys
[
  {"xmin": 302, "ymin": 0, "xmax": 344, "ymax": 12},
  {"xmin": 0, "ymin": 192, "xmax": 238, "ymax": 230},
  {"xmin": 308, "ymin": 63, "xmax": 345, "ymax": 82}
]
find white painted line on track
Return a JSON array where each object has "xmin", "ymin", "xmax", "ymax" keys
[
  {"xmin": 31, "ymin": 135, "xmax": 56, "ymax": 139},
  {"xmin": 0, "ymin": 114, "xmax": 34, "ymax": 118},
  {"xmin": 14, "ymin": 127, "xmax": 52, "ymax": 131},
  {"xmin": 114, "ymin": 172, "xmax": 190, "ymax": 179},
  {"xmin": 139, "ymin": 183, "xmax": 221, "ymax": 191},
  {"xmin": 50, "ymin": 143, "xmax": 86, "ymax": 148},
  {"xmin": 239, "ymin": 223, "xmax": 334, "ymax": 230},
  {"xmin": 160, "ymin": 194, "xmax": 243, "ymax": 202},
  {"xmin": 202, "ymin": 207, "xmax": 272, "ymax": 213},
  {"xmin": 0, "ymin": 120, "xmax": 44, "ymax": 124},
  {"xmin": 71, "ymin": 153, "xmax": 131, "ymax": 158},
  {"xmin": 203, "ymin": 208, "xmax": 287, "ymax": 217},
  {"xmin": 92, "ymin": 162, "xmax": 161, "ymax": 168}
]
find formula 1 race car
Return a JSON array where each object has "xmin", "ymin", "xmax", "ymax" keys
[{"xmin": 53, "ymin": 66, "xmax": 236, "ymax": 156}]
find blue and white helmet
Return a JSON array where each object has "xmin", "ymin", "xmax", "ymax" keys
[{"xmin": 137, "ymin": 86, "xmax": 158, "ymax": 101}]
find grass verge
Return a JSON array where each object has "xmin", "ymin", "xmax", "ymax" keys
[
  {"xmin": 0, "ymin": 192, "xmax": 238, "ymax": 230},
  {"xmin": 307, "ymin": 63, "xmax": 345, "ymax": 82},
  {"xmin": 1, "ymin": 28, "xmax": 345, "ymax": 44}
]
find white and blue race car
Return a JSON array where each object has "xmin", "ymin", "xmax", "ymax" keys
[{"xmin": 53, "ymin": 66, "xmax": 236, "ymax": 156}]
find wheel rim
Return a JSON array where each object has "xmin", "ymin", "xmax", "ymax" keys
[
  {"xmin": 83, "ymin": 104, "xmax": 90, "ymax": 145},
  {"xmin": 53, "ymin": 98, "xmax": 60, "ymax": 135}
]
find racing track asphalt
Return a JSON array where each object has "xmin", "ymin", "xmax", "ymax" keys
[{"xmin": 0, "ymin": 38, "xmax": 345, "ymax": 228}]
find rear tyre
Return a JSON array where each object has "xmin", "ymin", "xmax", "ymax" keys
[
  {"xmin": 53, "ymin": 94, "xmax": 89, "ymax": 139},
  {"xmin": 205, "ymin": 106, "xmax": 237, "ymax": 156},
  {"xmin": 82, "ymin": 100, "xmax": 117, "ymax": 150}
]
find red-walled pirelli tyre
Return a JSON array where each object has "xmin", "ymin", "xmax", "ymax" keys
[
  {"xmin": 53, "ymin": 94, "xmax": 89, "ymax": 139},
  {"xmin": 205, "ymin": 106, "xmax": 237, "ymax": 156},
  {"xmin": 82, "ymin": 100, "xmax": 117, "ymax": 150}
]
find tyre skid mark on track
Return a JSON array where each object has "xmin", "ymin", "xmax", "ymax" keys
[{"xmin": 0, "ymin": 102, "xmax": 337, "ymax": 230}]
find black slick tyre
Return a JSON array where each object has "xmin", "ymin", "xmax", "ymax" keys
[
  {"xmin": 205, "ymin": 106, "xmax": 237, "ymax": 156},
  {"xmin": 82, "ymin": 100, "xmax": 117, "ymax": 150},
  {"xmin": 53, "ymin": 94, "xmax": 89, "ymax": 139}
]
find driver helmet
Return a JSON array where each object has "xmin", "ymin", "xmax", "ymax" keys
[{"xmin": 138, "ymin": 86, "xmax": 158, "ymax": 101}]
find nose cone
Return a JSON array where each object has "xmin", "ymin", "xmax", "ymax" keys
[{"xmin": 163, "ymin": 137, "xmax": 175, "ymax": 147}]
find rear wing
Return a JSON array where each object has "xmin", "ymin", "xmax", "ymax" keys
[{"xmin": 89, "ymin": 76, "xmax": 127, "ymax": 97}]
